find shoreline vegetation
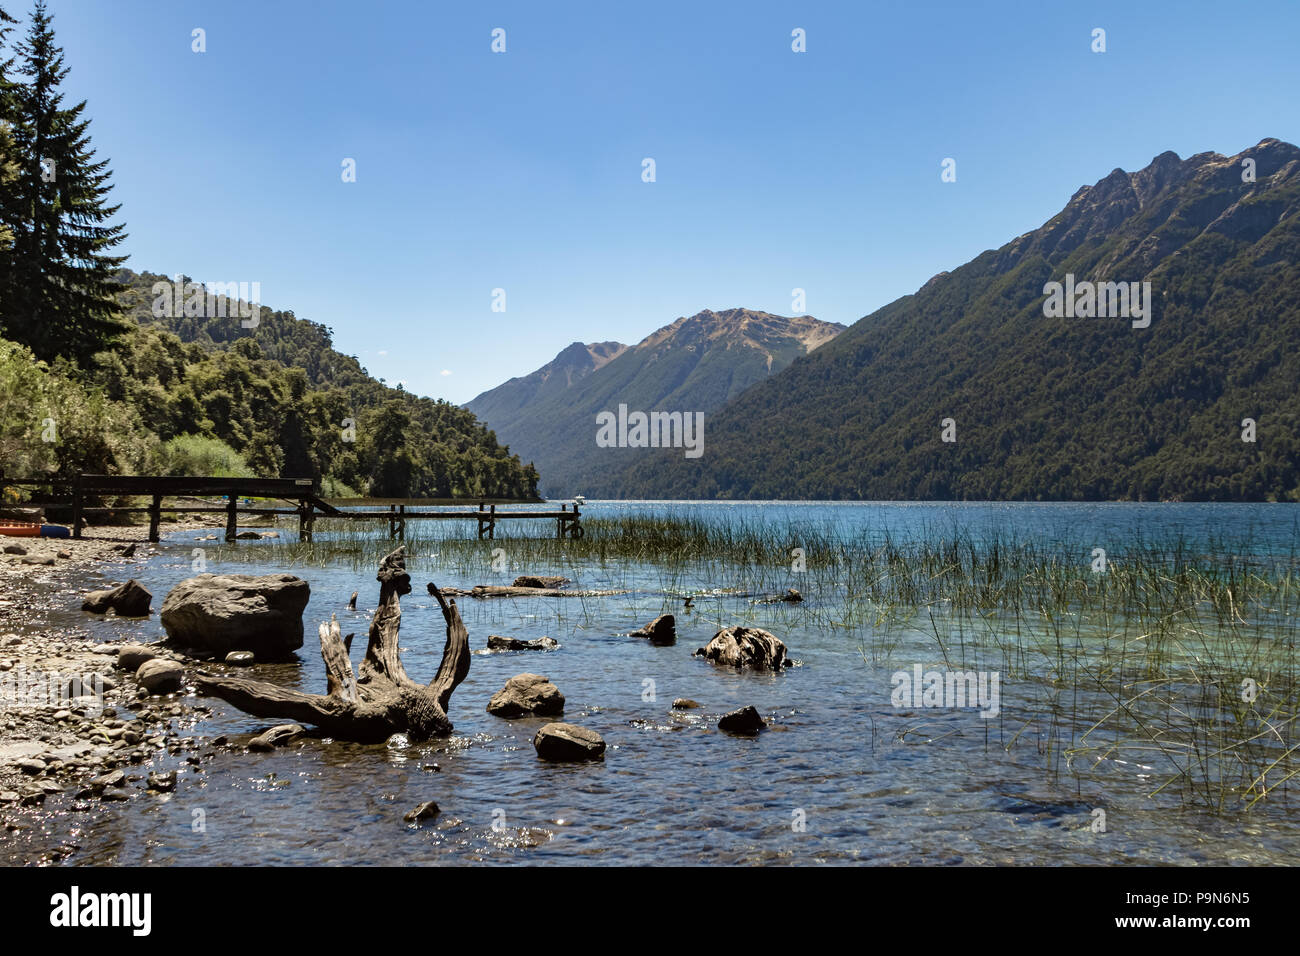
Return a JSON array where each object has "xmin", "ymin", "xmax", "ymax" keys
[{"xmin": 185, "ymin": 510, "xmax": 1300, "ymax": 814}]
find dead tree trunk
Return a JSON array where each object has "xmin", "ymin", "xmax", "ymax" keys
[{"xmin": 195, "ymin": 547, "xmax": 470, "ymax": 742}]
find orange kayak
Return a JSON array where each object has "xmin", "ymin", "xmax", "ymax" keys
[{"xmin": 0, "ymin": 521, "xmax": 42, "ymax": 537}]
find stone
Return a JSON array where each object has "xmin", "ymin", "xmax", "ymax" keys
[
  {"xmin": 21, "ymin": 554, "xmax": 54, "ymax": 566},
  {"xmin": 91, "ymin": 770, "xmax": 126, "ymax": 790},
  {"xmin": 630, "ymin": 613, "xmax": 676, "ymax": 645},
  {"xmin": 135, "ymin": 659, "xmax": 184, "ymax": 695},
  {"xmin": 2, "ymin": 544, "xmax": 26, "ymax": 555},
  {"xmin": 533, "ymin": 722, "xmax": 605, "ymax": 761},
  {"xmin": 486, "ymin": 673, "xmax": 565, "ymax": 718},
  {"xmin": 224, "ymin": 651, "xmax": 255, "ymax": 666},
  {"xmin": 81, "ymin": 579, "xmax": 153, "ymax": 616},
  {"xmin": 718, "ymin": 705, "xmax": 766, "ymax": 734},
  {"xmin": 512, "ymin": 575, "xmax": 568, "ymax": 589},
  {"xmin": 17, "ymin": 758, "xmax": 46, "ymax": 774},
  {"xmin": 116, "ymin": 643, "xmax": 160, "ymax": 672},
  {"xmin": 146, "ymin": 771, "xmax": 177, "ymax": 792},
  {"xmin": 248, "ymin": 724, "xmax": 305, "ymax": 751},
  {"xmin": 695, "ymin": 626, "xmax": 790, "ymax": 671},
  {"xmin": 671, "ymin": 698, "xmax": 702, "ymax": 709},
  {"xmin": 235, "ymin": 530, "xmax": 262, "ymax": 539},
  {"xmin": 57, "ymin": 550, "xmax": 72, "ymax": 559},
  {"xmin": 160, "ymin": 573, "xmax": 310, "ymax": 658},
  {"xmin": 404, "ymin": 801, "xmax": 440, "ymax": 823},
  {"xmin": 486, "ymin": 635, "xmax": 559, "ymax": 652}
]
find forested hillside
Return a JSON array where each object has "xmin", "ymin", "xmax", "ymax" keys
[{"xmin": 615, "ymin": 139, "xmax": 1300, "ymax": 501}]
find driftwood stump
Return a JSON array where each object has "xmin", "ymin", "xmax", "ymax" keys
[{"xmin": 195, "ymin": 547, "xmax": 470, "ymax": 742}]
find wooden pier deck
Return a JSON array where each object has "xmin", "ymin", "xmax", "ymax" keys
[{"xmin": 0, "ymin": 474, "xmax": 580, "ymax": 543}]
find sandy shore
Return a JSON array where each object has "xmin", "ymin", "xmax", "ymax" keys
[{"xmin": 0, "ymin": 517, "xmax": 229, "ymax": 862}]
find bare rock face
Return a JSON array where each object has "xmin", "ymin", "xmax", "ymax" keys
[
  {"xmin": 694, "ymin": 626, "xmax": 790, "ymax": 671},
  {"xmin": 533, "ymin": 722, "xmax": 605, "ymax": 761},
  {"xmin": 160, "ymin": 573, "xmax": 310, "ymax": 659},
  {"xmin": 486, "ymin": 635, "xmax": 559, "ymax": 652},
  {"xmin": 486, "ymin": 673, "xmax": 565, "ymax": 718},
  {"xmin": 512, "ymin": 575, "xmax": 568, "ymax": 589},
  {"xmin": 630, "ymin": 614, "xmax": 676, "ymax": 645},
  {"xmin": 81, "ymin": 579, "xmax": 153, "ymax": 616}
]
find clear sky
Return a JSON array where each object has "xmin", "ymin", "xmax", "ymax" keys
[{"xmin": 37, "ymin": 0, "xmax": 1300, "ymax": 403}]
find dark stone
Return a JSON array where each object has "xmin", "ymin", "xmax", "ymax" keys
[
  {"xmin": 512, "ymin": 575, "xmax": 568, "ymax": 589},
  {"xmin": 160, "ymin": 573, "xmax": 310, "ymax": 658},
  {"xmin": 404, "ymin": 801, "xmax": 441, "ymax": 822},
  {"xmin": 81, "ymin": 579, "xmax": 153, "ymax": 616},
  {"xmin": 630, "ymin": 614, "xmax": 676, "ymax": 645},
  {"xmin": 487, "ymin": 674, "xmax": 565, "ymax": 718},
  {"xmin": 718, "ymin": 705, "xmax": 766, "ymax": 734},
  {"xmin": 486, "ymin": 635, "xmax": 559, "ymax": 652},
  {"xmin": 695, "ymin": 626, "xmax": 790, "ymax": 670},
  {"xmin": 533, "ymin": 722, "xmax": 605, "ymax": 761}
]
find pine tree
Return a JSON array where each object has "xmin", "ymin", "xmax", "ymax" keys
[
  {"xmin": 0, "ymin": 3, "xmax": 20, "ymax": 263},
  {"xmin": 1, "ymin": 0, "xmax": 127, "ymax": 365}
]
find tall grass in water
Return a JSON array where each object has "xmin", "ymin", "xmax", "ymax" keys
[{"xmin": 209, "ymin": 512, "xmax": 1298, "ymax": 812}]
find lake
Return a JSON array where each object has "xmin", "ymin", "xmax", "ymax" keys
[{"xmin": 33, "ymin": 501, "xmax": 1300, "ymax": 864}]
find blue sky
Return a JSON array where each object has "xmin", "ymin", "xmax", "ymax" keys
[{"xmin": 38, "ymin": 0, "xmax": 1300, "ymax": 403}]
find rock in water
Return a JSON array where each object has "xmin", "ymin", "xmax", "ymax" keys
[
  {"xmin": 671, "ymin": 698, "xmax": 702, "ymax": 709},
  {"xmin": 146, "ymin": 770, "xmax": 177, "ymax": 792},
  {"xmin": 136, "ymin": 659, "xmax": 184, "ymax": 695},
  {"xmin": 404, "ymin": 801, "xmax": 441, "ymax": 823},
  {"xmin": 81, "ymin": 579, "xmax": 153, "ymax": 616},
  {"xmin": 116, "ymin": 643, "xmax": 160, "ymax": 672},
  {"xmin": 695, "ymin": 626, "xmax": 790, "ymax": 670},
  {"xmin": 486, "ymin": 635, "xmax": 559, "ymax": 652},
  {"xmin": 248, "ymin": 724, "xmax": 305, "ymax": 751},
  {"xmin": 512, "ymin": 575, "xmax": 568, "ymax": 589},
  {"xmin": 224, "ymin": 651, "xmax": 255, "ymax": 666},
  {"xmin": 630, "ymin": 613, "xmax": 676, "ymax": 645},
  {"xmin": 160, "ymin": 573, "xmax": 310, "ymax": 658},
  {"xmin": 486, "ymin": 673, "xmax": 565, "ymax": 717},
  {"xmin": 718, "ymin": 705, "xmax": 765, "ymax": 734},
  {"xmin": 533, "ymin": 722, "xmax": 605, "ymax": 761}
]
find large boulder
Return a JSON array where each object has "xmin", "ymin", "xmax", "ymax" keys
[
  {"xmin": 81, "ymin": 579, "xmax": 153, "ymax": 616},
  {"xmin": 718, "ymin": 705, "xmax": 766, "ymax": 734},
  {"xmin": 486, "ymin": 673, "xmax": 565, "ymax": 718},
  {"xmin": 533, "ymin": 722, "xmax": 605, "ymax": 761},
  {"xmin": 630, "ymin": 614, "xmax": 676, "ymax": 645},
  {"xmin": 160, "ymin": 573, "xmax": 310, "ymax": 658},
  {"xmin": 694, "ymin": 626, "xmax": 790, "ymax": 671}
]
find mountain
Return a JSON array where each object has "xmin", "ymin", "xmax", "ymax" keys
[
  {"xmin": 466, "ymin": 340, "xmax": 627, "ymax": 425},
  {"xmin": 466, "ymin": 308, "xmax": 847, "ymax": 496},
  {"xmin": 614, "ymin": 138, "xmax": 1300, "ymax": 501}
]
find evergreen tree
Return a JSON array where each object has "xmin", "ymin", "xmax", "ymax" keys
[
  {"xmin": 0, "ymin": 0, "xmax": 127, "ymax": 365},
  {"xmin": 0, "ymin": 3, "xmax": 20, "ymax": 260}
]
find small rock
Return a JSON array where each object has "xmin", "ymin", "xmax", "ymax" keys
[
  {"xmin": 487, "ymin": 673, "xmax": 565, "ymax": 718},
  {"xmin": 403, "ymin": 801, "xmax": 440, "ymax": 823},
  {"xmin": 259, "ymin": 531, "xmax": 280, "ymax": 539},
  {"xmin": 0, "ymin": 791, "xmax": 19, "ymax": 803},
  {"xmin": 533, "ymin": 722, "xmax": 606, "ymax": 761},
  {"xmin": 21, "ymin": 554, "xmax": 55, "ymax": 566},
  {"xmin": 235, "ymin": 530, "xmax": 262, "ymax": 540},
  {"xmin": 2, "ymin": 544, "xmax": 27, "ymax": 555},
  {"xmin": 17, "ymin": 758, "xmax": 46, "ymax": 774},
  {"xmin": 91, "ymin": 770, "xmax": 126, "ymax": 790},
  {"xmin": 116, "ymin": 643, "xmax": 160, "ymax": 672},
  {"xmin": 146, "ymin": 770, "xmax": 177, "ymax": 792},
  {"xmin": 136, "ymin": 658, "xmax": 184, "ymax": 694},
  {"xmin": 630, "ymin": 613, "xmax": 676, "ymax": 645},
  {"xmin": 512, "ymin": 575, "xmax": 568, "ymax": 589},
  {"xmin": 248, "ymin": 724, "xmax": 305, "ymax": 751},
  {"xmin": 56, "ymin": 549, "xmax": 72, "ymax": 559},
  {"xmin": 224, "ymin": 651, "xmax": 255, "ymax": 666},
  {"xmin": 671, "ymin": 698, "xmax": 702, "ymax": 710},
  {"xmin": 718, "ymin": 705, "xmax": 766, "ymax": 734},
  {"xmin": 486, "ymin": 635, "xmax": 559, "ymax": 652},
  {"xmin": 81, "ymin": 579, "xmax": 153, "ymax": 616}
]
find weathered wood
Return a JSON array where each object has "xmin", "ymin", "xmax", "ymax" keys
[{"xmin": 195, "ymin": 547, "xmax": 470, "ymax": 742}]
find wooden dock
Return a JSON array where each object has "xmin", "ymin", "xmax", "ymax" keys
[{"xmin": 0, "ymin": 474, "xmax": 580, "ymax": 543}]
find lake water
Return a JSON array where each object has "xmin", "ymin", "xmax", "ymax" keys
[{"xmin": 26, "ymin": 501, "xmax": 1300, "ymax": 865}]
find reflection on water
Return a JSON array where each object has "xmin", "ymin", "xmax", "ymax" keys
[{"xmin": 19, "ymin": 502, "xmax": 1300, "ymax": 865}]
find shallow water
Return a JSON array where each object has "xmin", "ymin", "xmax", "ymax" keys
[{"xmin": 19, "ymin": 501, "xmax": 1300, "ymax": 865}]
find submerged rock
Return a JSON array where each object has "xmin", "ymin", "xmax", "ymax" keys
[
  {"xmin": 404, "ymin": 801, "xmax": 441, "ymax": 823},
  {"xmin": 718, "ymin": 705, "xmax": 765, "ymax": 734},
  {"xmin": 533, "ymin": 722, "xmax": 605, "ymax": 761},
  {"xmin": 248, "ymin": 724, "xmax": 305, "ymax": 751},
  {"xmin": 487, "ymin": 673, "xmax": 565, "ymax": 718},
  {"xmin": 224, "ymin": 651, "xmax": 255, "ymax": 666},
  {"xmin": 629, "ymin": 614, "xmax": 676, "ymax": 645},
  {"xmin": 695, "ymin": 626, "xmax": 790, "ymax": 671},
  {"xmin": 81, "ymin": 579, "xmax": 153, "ymax": 616},
  {"xmin": 486, "ymin": 635, "xmax": 559, "ymax": 652},
  {"xmin": 160, "ymin": 573, "xmax": 310, "ymax": 658},
  {"xmin": 671, "ymin": 698, "xmax": 702, "ymax": 710}
]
